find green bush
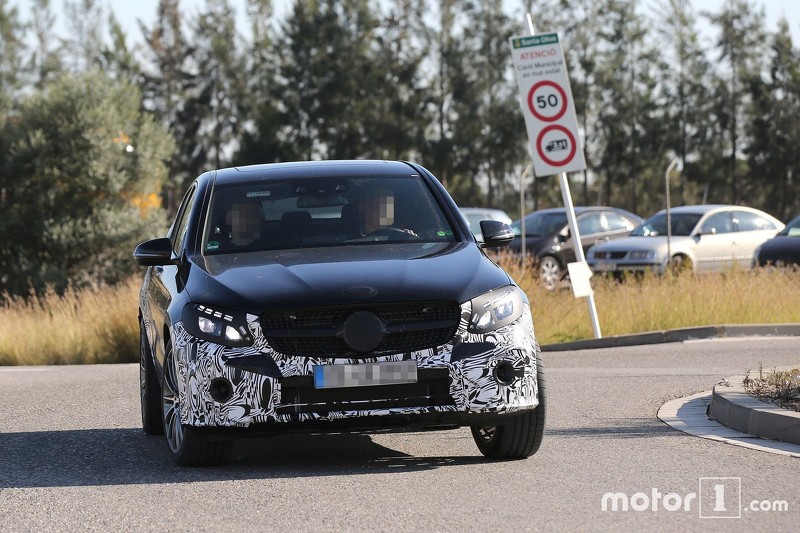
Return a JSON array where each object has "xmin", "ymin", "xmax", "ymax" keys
[{"xmin": 0, "ymin": 70, "xmax": 174, "ymax": 296}]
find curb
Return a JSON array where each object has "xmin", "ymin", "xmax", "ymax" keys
[
  {"xmin": 540, "ymin": 323, "xmax": 800, "ymax": 352},
  {"xmin": 708, "ymin": 375, "xmax": 800, "ymax": 446}
]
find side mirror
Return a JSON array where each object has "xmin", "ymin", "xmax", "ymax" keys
[
  {"xmin": 133, "ymin": 237, "xmax": 179, "ymax": 266},
  {"xmin": 479, "ymin": 220, "xmax": 515, "ymax": 248}
]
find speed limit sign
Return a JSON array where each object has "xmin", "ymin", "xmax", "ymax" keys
[{"xmin": 510, "ymin": 33, "xmax": 586, "ymax": 177}]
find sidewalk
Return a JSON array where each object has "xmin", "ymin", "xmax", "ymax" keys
[{"xmin": 541, "ymin": 323, "xmax": 800, "ymax": 352}]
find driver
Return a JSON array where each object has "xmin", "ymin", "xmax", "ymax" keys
[
  {"xmin": 359, "ymin": 187, "xmax": 417, "ymax": 238},
  {"xmin": 225, "ymin": 201, "xmax": 262, "ymax": 246}
]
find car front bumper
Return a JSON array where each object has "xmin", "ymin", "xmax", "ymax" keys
[{"xmin": 168, "ymin": 302, "xmax": 539, "ymax": 429}]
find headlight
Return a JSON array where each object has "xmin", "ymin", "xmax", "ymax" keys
[
  {"xmin": 182, "ymin": 303, "xmax": 254, "ymax": 347},
  {"xmin": 468, "ymin": 286, "xmax": 526, "ymax": 333},
  {"xmin": 628, "ymin": 250, "xmax": 656, "ymax": 260}
]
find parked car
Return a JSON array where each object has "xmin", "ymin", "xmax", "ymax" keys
[
  {"xmin": 459, "ymin": 207, "xmax": 513, "ymax": 239},
  {"xmin": 753, "ymin": 214, "xmax": 800, "ymax": 267},
  {"xmin": 587, "ymin": 204, "xmax": 784, "ymax": 274},
  {"xmin": 509, "ymin": 206, "xmax": 643, "ymax": 290},
  {"xmin": 134, "ymin": 160, "xmax": 544, "ymax": 466}
]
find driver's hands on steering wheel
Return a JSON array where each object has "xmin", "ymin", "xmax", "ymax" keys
[{"xmin": 366, "ymin": 227, "xmax": 418, "ymax": 239}]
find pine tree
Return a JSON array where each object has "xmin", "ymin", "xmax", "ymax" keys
[
  {"xmin": 140, "ymin": 0, "xmax": 202, "ymax": 212},
  {"xmin": 704, "ymin": 0, "xmax": 767, "ymax": 204}
]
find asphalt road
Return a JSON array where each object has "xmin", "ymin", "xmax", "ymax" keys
[{"xmin": 1, "ymin": 337, "xmax": 798, "ymax": 532}]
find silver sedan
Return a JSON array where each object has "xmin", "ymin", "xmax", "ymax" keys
[{"xmin": 587, "ymin": 204, "xmax": 784, "ymax": 273}]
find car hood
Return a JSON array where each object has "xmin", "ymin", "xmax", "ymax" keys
[
  {"xmin": 758, "ymin": 236, "xmax": 800, "ymax": 263},
  {"xmin": 187, "ymin": 242, "xmax": 511, "ymax": 313}
]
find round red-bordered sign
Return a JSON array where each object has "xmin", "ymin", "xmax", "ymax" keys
[
  {"xmin": 527, "ymin": 80, "xmax": 568, "ymax": 122},
  {"xmin": 536, "ymin": 125, "xmax": 577, "ymax": 167}
]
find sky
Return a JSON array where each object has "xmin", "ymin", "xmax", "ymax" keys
[{"xmin": 13, "ymin": 0, "xmax": 800, "ymax": 46}]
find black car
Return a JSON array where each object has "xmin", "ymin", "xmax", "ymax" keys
[
  {"xmin": 134, "ymin": 160, "xmax": 544, "ymax": 466},
  {"xmin": 754, "ymin": 214, "xmax": 800, "ymax": 267},
  {"xmin": 509, "ymin": 206, "xmax": 642, "ymax": 289}
]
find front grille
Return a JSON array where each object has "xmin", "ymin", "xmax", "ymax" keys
[
  {"xmin": 275, "ymin": 367, "xmax": 454, "ymax": 414},
  {"xmin": 261, "ymin": 302, "xmax": 461, "ymax": 358},
  {"xmin": 594, "ymin": 251, "xmax": 627, "ymax": 260}
]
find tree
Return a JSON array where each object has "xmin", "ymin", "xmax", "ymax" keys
[
  {"xmin": 654, "ymin": 0, "xmax": 715, "ymax": 206},
  {"xmin": 705, "ymin": 0, "xmax": 767, "ymax": 204},
  {"xmin": 191, "ymin": 0, "xmax": 245, "ymax": 169},
  {"xmin": 140, "ymin": 0, "xmax": 202, "ymax": 212},
  {"xmin": 101, "ymin": 13, "xmax": 142, "ymax": 86},
  {"xmin": 0, "ymin": 0, "xmax": 26, "ymax": 113},
  {"xmin": 62, "ymin": 0, "xmax": 104, "ymax": 72},
  {"xmin": 593, "ymin": 0, "xmax": 667, "ymax": 215},
  {"xmin": 27, "ymin": 0, "xmax": 64, "ymax": 89},
  {"xmin": 0, "ymin": 71, "xmax": 174, "ymax": 296},
  {"xmin": 745, "ymin": 18, "xmax": 800, "ymax": 221}
]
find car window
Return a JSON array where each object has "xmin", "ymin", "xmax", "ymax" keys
[
  {"xmin": 171, "ymin": 186, "xmax": 197, "ymax": 255},
  {"xmin": 605, "ymin": 212, "xmax": 633, "ymax": 231},
  {"xmin": 203, "ymin": 175, "xmax": 456, "ymax": 254},
  {"xmin": 701, "ymin": 212, "xmax": 734, "ymax": 234},
  {"xmin": 630, "ymin": 213, "xmax": 701, "ymax": 237},
  {"xmin": 577, "ymin": 213, "xmax": 605, "ymax": 236},
  {"xmin": 732, "ymin": 210, "xmax": 777, "ymax": 232},
  {"xmin": 511, "ymin": 212, "xmax": 567, "ymax": 236},
  {"xmin": 779, "ymin": 216, "xmax": 800, "ymax": 236}
]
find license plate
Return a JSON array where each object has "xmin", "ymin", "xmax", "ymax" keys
[
  {"xmin": 594, "ymin": 261, "xmax": 617, "ymax": 272},
  {"xmin": 313, "ymin": 360, "xmax": 418, "ymax": 389}
]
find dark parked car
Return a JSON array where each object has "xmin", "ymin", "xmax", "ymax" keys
[
  {"xmin": 509, "ymin": 206, "xmax": 642, "ymax": 289},
  {"xmin": 134, "ymin": 160, "xmax": 544, "ymax": 466},
  {"xmin": 754, "ymin": 214, "xmax": 800, "ymax": 267}
]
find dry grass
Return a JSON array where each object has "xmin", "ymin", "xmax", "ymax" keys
[
  {"xmin": 495, "ymin": 254, "xmax": 800, "ymax": 345},
  {"xmin": 0, "ymin": 278, "xmax": 141, "ymax": 365},
  {"xmin": 743, "ymin": 365, "xmax": 800, "ymax": 412},
  {"xmin": 2, "ymin": 258, "xmax": 800, "ymax": 365}
]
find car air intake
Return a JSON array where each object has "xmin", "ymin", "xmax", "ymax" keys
[{"xmin": 261, "ymin": 302, "xmax": 461, "ymax": 358}]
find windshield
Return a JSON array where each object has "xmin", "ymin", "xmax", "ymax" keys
[
  {"xmin": 630, "ymin": 213, "xmax": 702, "ymax": 237},
  {"xmin": 780, "ymin": 215, "xmax": 800, "ymax": 237},
  {"xmin": 203, "ymin": 175, "xmax": 456, "ymax": 254},
  {"xmin": 511, "ymin": 212, "xmax": 566, "ymax": 236}
]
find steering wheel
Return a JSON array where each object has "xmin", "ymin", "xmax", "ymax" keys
[{"xmin": 366, "ymin": 227, "xmax": 416, "ymax": 240}]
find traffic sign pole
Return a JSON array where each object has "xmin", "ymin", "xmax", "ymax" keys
[{"xmin": 515, "ymin": 16, "xmax": 602, "ymax": 339}]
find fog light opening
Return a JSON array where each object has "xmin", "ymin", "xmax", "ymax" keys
[
  {"xmin": 209, "ymin": 378, "xmax": 233, "ymax": 403},
  {"xmin": 493, "ymin": 360, "xmax": 516, "ymax": 386}
]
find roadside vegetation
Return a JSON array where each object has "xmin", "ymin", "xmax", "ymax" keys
[
  {"xmin": 744, "ymin": 365, "xmax": 800, "ymax": 412},
  {"xmin": 0, "ymin": 278, "xmax": 140, "ymax": 366},
  {"xmin": 2, "ymin": 265, "xmax": 799, "ymax": 366},
  {"xmin": 496, "ymin": 255, "xmax": 800, "ymax": 345}
]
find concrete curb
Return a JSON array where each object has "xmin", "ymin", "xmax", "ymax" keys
[
  {"xmin": 707, "ymin": 375, "xmax": 800, "ymax": 446},
  {"xmin": 540, "ymin": 323, "xmax": 800, "ymax": 352}
]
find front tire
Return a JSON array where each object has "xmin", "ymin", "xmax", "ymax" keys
[
  {"xmin": 471, "ymin": 354, "xmax": 546, "ymax": 459},
  {"xmin": 140, "ymin": 321, "xmax": 163, "ymax": 435},
  {"xmin": 162, "ymin": 340, "xmax": 232, "ymax": 466},
  {"xmin": 538, "ymin": 256, "xmax": 562, "ymax": 291}
]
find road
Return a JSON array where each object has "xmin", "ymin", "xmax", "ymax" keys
[{"xmin": 1, "ymin": 338, "xmax": 798, "ymax": 531}]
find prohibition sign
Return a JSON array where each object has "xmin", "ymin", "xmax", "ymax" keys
[
  {"xmin": 528, "ymin": 80, "xmax": 568, "ymax": 122},
  {"xmin": 536, "ymin": 125, "xmax": 577, "ymax": 167}
]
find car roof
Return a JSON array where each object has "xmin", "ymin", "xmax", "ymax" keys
[
  {"xmin": 650, "ymin": 204, "xmax": 767, "ymax": 216},
  {"xmin": 517, "ymin": 206, "xmax": 642, "ymax": 221},
  {"xmin": 460, "ymin": 207, "xmax": 509, "ymax": 214},
  {"xmin": 213, "ymin": 160, "xmax": 420, "ymax": 185}
]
